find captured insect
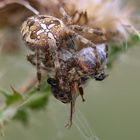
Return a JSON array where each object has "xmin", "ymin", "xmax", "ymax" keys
[
  {"xmin": 47, "ymin": 43, "xmax": 108, "ymax": 128},
  {"xmin": 21, "ymin": 4, "xmax": 106, "ymax": 87}
]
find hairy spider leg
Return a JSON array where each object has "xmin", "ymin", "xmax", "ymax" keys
[
  {"xmin": 59, "ymin": 3, "xmax": 88, "ymax": 25},
  {"xmin": 27, "ymin": 53, "xmax": 36, "ymax": 66},
  {"xmin": 72, "ymin": 10, "xmax": 88, "ymax": 24},
  {"xmin": 36, "ymin": 48, "xmax": 41, "ymax": 88},
  {"xmin": 27, "ymin": 53, "xmax": 47, "ymax": 70},
  {"xmin": 67, "ymin": 30, "xmax": 100, "ymax": 74},
  {"xmin": 105, "ymin": 44, "xmax": 108, "ymax": 61},
  {"xmin": 65, "ymin": 35, "xmax": 77, "ymax": 51},
  {"xmin": 69, "ymin": 25, "xmax": 105, "ymax": 37},
  {"xmin": 58, "ymin": 3, "xmax": 73, "ymax": 25},
  {"xmin": 51, "ymin": 5, "xmax": 78, "ymax": 54},
  {"xmin": 48, "ymin": 39, "xmax": 60, "ymax": 69}
]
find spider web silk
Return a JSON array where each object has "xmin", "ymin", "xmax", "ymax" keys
[
  {"xmin": 73, "ymin": 106, "xmax": 100, "ymax": 140},
  {"xmin": 41, "ymin": 98, "xmax": 101, "ymax": 140}
]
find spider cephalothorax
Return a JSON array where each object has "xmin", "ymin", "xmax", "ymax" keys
[{"xmin": 21, "ymin": 5, "xmax": 106, "ymax": 86}]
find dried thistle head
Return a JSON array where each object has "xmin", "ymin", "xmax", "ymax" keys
[{"xmin": 64, "ymin": 0, "xmax": 139, "ymax": 42}]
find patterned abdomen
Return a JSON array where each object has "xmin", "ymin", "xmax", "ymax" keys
[{"xmin": 21, "ymin": 15, "xmax": 65, "ymax": 50}]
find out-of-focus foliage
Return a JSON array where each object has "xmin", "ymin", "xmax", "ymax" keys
[
  {"xmin": 0, "ymin": 77, "xmax": 50, "ymax": 132},
  {"xmin": 108, "ymin": 35, "xmax": 140, "ymax": 68}
]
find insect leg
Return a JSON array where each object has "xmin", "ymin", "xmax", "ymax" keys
[
  {"xmin": 65, "ymin": 101, "xmax": 75, "ymax": 128},
  {"xmin": 78, "ymin": 86, "xmax": 85, "ymax": 102}
]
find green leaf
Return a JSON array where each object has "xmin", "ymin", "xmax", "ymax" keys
[
  {"xmin": 5, "ymin": 87, "xmax": 23, "ymax": 106},
  {"xmin": 131, "ymin": 35, "xmax": 140, "ymax": 43},
  {"xmin": 21, "ymin": 77, "xmax": 50, "ymax": 110},
  {"xmin": 25, "ymin": 92, "xmax": 49, "ymax": 110},
  {"xmin": 13, "ymin": 109, "xmax": 29, "ymax": 125}
]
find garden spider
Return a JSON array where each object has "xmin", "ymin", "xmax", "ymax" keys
[
  {"xmin": 21, "ymin": 4, "xmax": 106, "ymax": 87},
  {"xmin": 47, "ymin": 44, "xmax": 108, "ymax": 128}
]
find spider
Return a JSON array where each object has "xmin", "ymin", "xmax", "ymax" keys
[
  {"xmin": 47, "ymin": 43, "xmax": 108, "ymax": 128},
  {"xmin": 21, "ymin": 4, "xmax": 106, "ymax": 87}
]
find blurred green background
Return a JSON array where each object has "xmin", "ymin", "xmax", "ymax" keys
[{"xmin": 0, "ymin": 0, "xmax": 140, "ymax": 140}]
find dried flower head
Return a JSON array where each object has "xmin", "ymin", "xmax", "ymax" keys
[{"xmin": 63, "ymin": 0, "xmax": 140, "ymax": 41}]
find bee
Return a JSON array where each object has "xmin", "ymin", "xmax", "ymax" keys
[
  {"xmin": 21, "ymin": 4, "xmax": 106, "ymax": 86},
  {"xmin": 47, "ymin": 76, "xmax": 85, "ymax": 128},
  {"xmin": 47, "ymin": 43, "xmax": 108, "ymax": 128}
]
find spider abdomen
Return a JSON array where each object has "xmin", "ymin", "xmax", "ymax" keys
[{"xmin": 21, "ymin": 15, "xmax": 65, "ymax": 50}]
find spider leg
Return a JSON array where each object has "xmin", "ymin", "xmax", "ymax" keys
[
  {"xmin": 65, "ymin": 35, "xmax": 77, "ymax": 51},
  {"xmin": 58, "ymin": 3, "xmax": 72, "ymax": 25},
  {"xmin": 48, "ymin": 39, "xmax": 60, "ymax": 69},
  {"xmin": 78, "ymin": 86, "xmax": 85, "ymax": 102},
  {"xmin": 105, "ymin": 44, "xmax": 108, "ymax": 60},
  {"xmin": 72, "ymin": 10, "xmax": 88, "ymax": 24},
  {"xmin": 27, "ymin": 53, "xmax": 47, "ymax": 71},
  {"xmin": 27, "ymin": 53, "xmax": 36, "ymax": 66},
  {"xmin": 68, "ymin": 30, "xmax": 100, "ymax": 74},
  {"xmin": 69, "ymin": 25, "xmax": 106, "ymax": 40},
  {"xmin": 36, "ymin": 48, "xmax": 41, "ymax": 89}
]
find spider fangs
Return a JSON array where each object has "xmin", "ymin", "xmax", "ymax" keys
[
  {"xmin": 21, "ymin": 5, "xmax": 106, "ymax": 87},
  {"xmin": 47, "ymin": 43, "xmax": 108, "ymax": 128}
]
